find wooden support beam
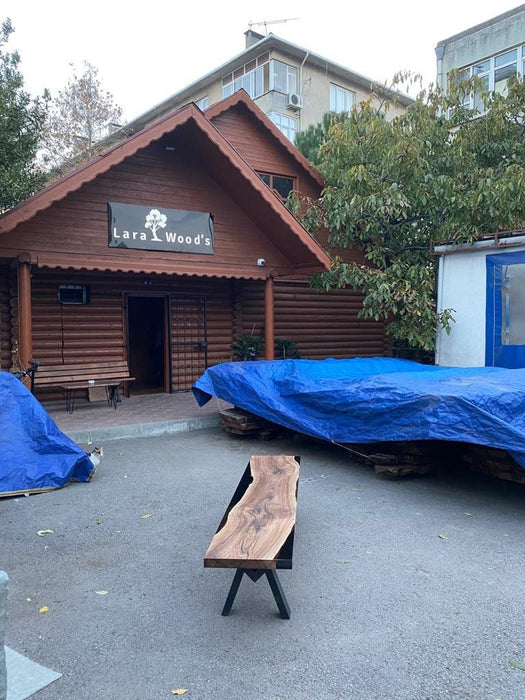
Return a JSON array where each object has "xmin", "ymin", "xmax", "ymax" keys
[
  {"xmin": 264, "ymin": 275, "xmax": 274, "ymax": 360},
  {"xmin": 17, "ymin": 255, "xmax": 32, "ymax": 369}
]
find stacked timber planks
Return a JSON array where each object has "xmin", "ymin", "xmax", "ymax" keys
[
  {"xmin": 341, "ymin": 440, "xmax": 525, "ymax": 483},
  {"xmin": 462, "ymin": 444, "xmax": 525, "ymax": 484},
  {"xmin": 219, "ymin": 407, "xmax": 280, "ymax": 438},
  {"xmin": 340, "ymin": 440, "xmax": 453, "ymax": 478}
]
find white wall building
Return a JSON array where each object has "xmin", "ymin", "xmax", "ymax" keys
[
  {"xmin": 434, "ymin": 6, "xmax": 525, "ymax": 368},
  {"xmin": 435, "ymin": 235, "xmax": 525, "ymax": 368}
]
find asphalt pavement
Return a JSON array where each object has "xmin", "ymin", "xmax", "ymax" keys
[{"xmin": 2, "ymin": 428, "xmax": 525, "ymax": 700}]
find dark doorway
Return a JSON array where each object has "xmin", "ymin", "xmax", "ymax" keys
[{"xmin": 127, "ymin": 296, "xmax": 167, "ymax": 394}]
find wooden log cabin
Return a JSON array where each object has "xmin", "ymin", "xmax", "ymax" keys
[{"xmin": 0, "ymin": 91, "xmax": 388, "ymax": 399}]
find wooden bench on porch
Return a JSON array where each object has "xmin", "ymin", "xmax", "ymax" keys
[
  {"xmin": 204, "ymin": 454, "xmax": 300, "ymax": 619},
  {"xmin": 33, "ymin": 360, "xmax": 135, "ymax": 413}
]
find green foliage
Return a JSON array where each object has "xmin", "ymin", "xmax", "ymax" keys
[
  {"xmin": 232, "ymin": 334, "xmax": 302, "ymax": 360},
  {"xmin": 295, "ymin": 112, "xmax": 349, "ymax": 166},
  {"xmin": 40, "ymin": 60, "xmax": 123, "ymax": 175},
  {"xmin": 274, "ymin": 338, "xmax": 301, "ymax": 359},
  {"xmin": 0, "ymin": 18, "xmax": 48, "ymax": 211},
  {"xmin": 232, "ymin": 333, "xmax": 264, "ymax": 361},
  {"xmin": 306, "ymin": 76, "xmax": 525, "ymax": 352}
]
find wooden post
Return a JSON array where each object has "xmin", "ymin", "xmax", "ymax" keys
[
  {"xmin": 264, "ymin": 275, "xmax": 274, "ymax": 360},
  {"xmin": 17, "ymin": 254, "xmax": 33, "ymax": 369}
]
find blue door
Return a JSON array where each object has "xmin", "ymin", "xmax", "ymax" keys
[{"xmin": 486, "ymin": 251, "xmax": 525, "ymax": 368}]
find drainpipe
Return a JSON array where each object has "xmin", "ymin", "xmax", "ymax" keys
[
  {"xmin": 435, "ymin": 44, "xmax": 445, "ymax": 91},
  {"xmin": 298, "ymin": 51, "xmax": 309, "ymax": 131}
]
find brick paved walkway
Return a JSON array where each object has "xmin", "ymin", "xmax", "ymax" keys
[{"xmin": 46, "ymin": 391, "xmax": 230, "ymax": 444}]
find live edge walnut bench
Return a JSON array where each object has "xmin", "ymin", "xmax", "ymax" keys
[
  {"xmin": 204, "ymin": 455, "xmax": 300, "ymax": 620},
  {"xmin": 34, "ymin": 361, "xmax": 135, "ymax": 413}
]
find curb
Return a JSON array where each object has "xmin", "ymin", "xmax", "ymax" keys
[{"xmin": 64, "ymin": 413, "xmax": 221, "ymax": 446}]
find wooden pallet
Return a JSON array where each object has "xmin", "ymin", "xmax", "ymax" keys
[
  {"xmin": 341, "ymin": 439, "xmax": 525, "ymax": 483},
  {"xmin": 462, "ymin": 444, "xmax": 525, "ymax": 484},
  {"xmin": 339, "ymin": 440, "xmax": 453, "ymax": 478},
  {"xmin": 219, "ymin": 407, "xmax": 280, "ymax": 438}
]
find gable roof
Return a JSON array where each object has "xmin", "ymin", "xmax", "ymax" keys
[
  {"xmin": 205, "ymin": 90, "xmax": 324, "ymax": 188},
  {"xmin": 0, "ymin": 101, "xmax": 330, "ymax": 276}
]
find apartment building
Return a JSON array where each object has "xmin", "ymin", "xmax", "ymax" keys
[
  {"xmin": 121, "ymin": 30, "xmax": 411, "ymax": 143},
  {"xmin": 435, "ymin": 4, "xmax": 525, "ymax": 109}
]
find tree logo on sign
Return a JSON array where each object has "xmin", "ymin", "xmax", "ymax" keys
[{"xmin": 144, "ymin": 209, "xmax": 167, "ymax": 242}]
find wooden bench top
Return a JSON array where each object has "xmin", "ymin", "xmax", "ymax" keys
[
  {"xmin": 204, "ymin": 455, "xmax": 300, "ymax": 570},
  {"xmin": 34, "ymin": 361, "xmax": 133, "ymax": 386}
]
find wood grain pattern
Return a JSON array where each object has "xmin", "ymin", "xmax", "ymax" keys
[
  {"xmin": 204, "ymin": 455, "xmax": 300, "ymax": 569},
  {"xmin": 34, "ymin": 360, "xmax": 132, "ymax": 386}
]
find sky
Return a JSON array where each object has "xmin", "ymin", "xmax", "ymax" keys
[{"xmin": 2, "ymin": 0, "xmax": 522, "ymax": 124}]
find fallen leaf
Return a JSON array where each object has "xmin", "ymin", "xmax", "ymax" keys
[
  {"xmin": 464, "ymin": 512, "xmax": 472, "ymax": 517},
  {"xmin": 39, "ymin": 605, "xmax": 49, "ymax": 613},
  {"xmin": 171, "ymin": 691, "xmax": 189, "ymax": 696},
  {"xmin": 37, "ymin": 529, "xmax": 54, "ymax": 536},
  {"xmin": 95, "ymin": 519, "xmax": 103, "ymax": 525},
  {"xmin": 509, "ymin": 658, "xmax": 525, "ymax": 671},
  {"xmin": 95, "ymin": 590, "xmax": 109, "ymax": 596},
  {"xmin": 351, "ymin": 488, "xmax": 361, "ymax": 492},
  {"xmin": 438, "ymin": 534, "xmax": 447, "ymax": 540},
  {"xmin": 141, "ymin": 514, "xmax": 153, "ymax": 519},
  {"xmin": 26, "ymin": 597, "xmax": 32, "ymax": 602},
  {"xmin": 87, "ymin": 439, "xmax": 93, "ymax": 446},
  {"xmin": 337, "ymin": 559, "xmax": 351, "ymax": 564}
]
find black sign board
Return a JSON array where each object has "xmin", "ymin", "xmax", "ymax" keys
[{"xmin": 108, "ymin": 202, "xmax": 214, "ymax": 254}]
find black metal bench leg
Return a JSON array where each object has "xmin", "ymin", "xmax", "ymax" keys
[
  {"xmin": 104, "ymin": 385, "xmax": 121, "ymax": 409},
  {"xmin": 265, "ymin": 570, "xmax": 291, "ymax": 619},
  {"xmin": 221, "ymin": 569, "xmax": 244, "ymax": 616},
  {"xmin": 64, "ymin": 389, "xmax": 75, "ymax": 414}
]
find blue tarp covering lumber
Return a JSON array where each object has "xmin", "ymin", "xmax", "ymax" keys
[
  {"xmin": 193, "ymin": 357, "xmax": 525, "ymax": 469},
  {"xmin": 0, "ymin": 372, "xmax": 94, "ymax": 496}
]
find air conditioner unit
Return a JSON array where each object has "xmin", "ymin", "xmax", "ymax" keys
[{"xmin": 287, "ymin": 93, "xmax": 302, "ymax": 110}]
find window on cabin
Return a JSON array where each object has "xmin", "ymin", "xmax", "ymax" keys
[
  {"xmin": 257, "ymin": 172, "xmax": 295, "ymax": 201},
  {"xmin": 195, "ymin": 96, "xmax": 209, "ymax": 110}
]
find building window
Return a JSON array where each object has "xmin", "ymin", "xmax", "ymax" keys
[
  {"xmin": 195, "ymin": 96, "xmax": 209, "ymax": 110},
  {"xmin": 257, "ymin": 172, "xmax": 295, "ymax": 200},
  {"xmin": 454, "ymin": 44, "xmax": 523, "ymax": 111},
  {"xmin": 330, "ymin": 83, "xmax": 355, "ymax": 113},
  {"xmin": 222, "ymin": 56, "xmax": 297, "ymax": 100},
  {"xmin": 268, "ymin": 112, "xmax": 297, "ymax": 142},
  {"xmin": 270, "ymin": 60, "xmax": 297, "ymax": 95}
]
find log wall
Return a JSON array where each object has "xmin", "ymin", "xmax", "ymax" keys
[
  {"xmin": 239, "ymin": 280, "xmax": 390, "ymax": 360},
  {"xmin": 16, "ymin": 270, "xmax": 234, "ymax": 397}
]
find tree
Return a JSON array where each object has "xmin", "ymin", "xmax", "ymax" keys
[
  {"xmin": 0, "ymin": 18, "xmax": 48, "ymax": 212},
  {"xmin": 295, "ymin": 112, "xmax": 348, "ymax": 166},
  {"xmin": 303, "ymin": 76, "xmax": 525, "ymax": 353},
  {"xmin": 40, "ymin": 61, "xmax": 123, "ymax": 174}
]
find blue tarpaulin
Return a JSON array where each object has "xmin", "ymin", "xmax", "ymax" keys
[
  {"xmin": 0, "ymin": 372, "xmax": 94, "ymax": 496},
  {"xmin": 193, "ymin": 357, "xmax": 525, "ymax": 469}
]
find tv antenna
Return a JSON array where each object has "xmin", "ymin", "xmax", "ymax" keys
[{"xmin": 248, "ymin": 18, "xmax": 300, "ymax": 35}]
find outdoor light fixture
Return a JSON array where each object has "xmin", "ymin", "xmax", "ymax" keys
[{"xmin": 257, "ymin": 258, "xmax": 266, "ymax": 267}]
